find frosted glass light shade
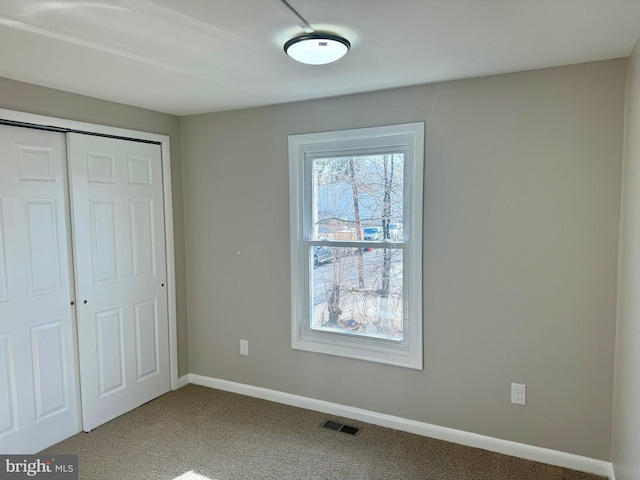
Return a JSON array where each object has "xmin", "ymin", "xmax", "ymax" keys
[{"xmin": 284, "ymin": 33, "xmax": 350, "ymax": 65}]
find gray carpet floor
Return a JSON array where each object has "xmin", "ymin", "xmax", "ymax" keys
[{"xmin": 43, "ymin": 384, "xmax": 606, "ymax": 480}]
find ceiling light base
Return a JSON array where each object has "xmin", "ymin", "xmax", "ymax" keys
[{"xmin": 284, "ymin": 32, "xmax": 350, "ymax": 65}]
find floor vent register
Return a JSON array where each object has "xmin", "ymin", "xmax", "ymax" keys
[{"xmin": 321, "ymin": 420, "xmax": 361, "ymax": 436}]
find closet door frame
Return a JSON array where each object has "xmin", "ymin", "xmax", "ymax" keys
[{"xmin": 0, "ymin": 107, "xmax": 179, "ymax": 393}]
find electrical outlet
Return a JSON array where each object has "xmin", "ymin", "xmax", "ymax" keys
[
  {"xmin": 511, "ymin": 383, "xmax": 526, "ymax": 405},
  {"xmin": 240, "ymin": 339, "xmax": 249, "ymax": 356}
]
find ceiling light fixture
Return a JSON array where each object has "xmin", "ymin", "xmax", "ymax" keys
[{"xmin": 284, "ymin": 33, "xmax": 351, "ymax": 65}]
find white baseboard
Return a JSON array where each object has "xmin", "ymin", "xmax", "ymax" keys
[
  {"xmin": 177, "ymin": 374, "xmax": 190, "ymax": 388},
  {"xmin": 186, "ymin": 374, "xmax": 612, "ymax": 478}
]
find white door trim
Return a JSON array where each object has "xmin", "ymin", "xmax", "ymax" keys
[{"xmin": 0, "ymin": 108, "xmax": 179, "ymax": 391}]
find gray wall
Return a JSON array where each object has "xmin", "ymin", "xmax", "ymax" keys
[
  {"xmin": 0, "ymin": 77, "xmax": 189, "ymax": 377},
  {"xmin": 611, "ymin": 39, "xmax": 640, "ymax": 479},
  {"xmin": 181, "ymin": 59, "xmax": 626, "ymax": 460}
]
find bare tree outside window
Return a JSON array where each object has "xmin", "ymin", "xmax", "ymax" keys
[{"xmin": 311, "ymin": 154, "xmax": 404, "ymax": 340}]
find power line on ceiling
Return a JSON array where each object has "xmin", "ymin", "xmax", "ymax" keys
[{"xmin": 278, "ymin": 0, "xmax": 314, "ymax": 33}]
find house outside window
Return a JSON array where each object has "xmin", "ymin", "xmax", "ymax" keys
[{"xmin": 289, "ymin": 123, "xmax": 424, "ymax": 369}]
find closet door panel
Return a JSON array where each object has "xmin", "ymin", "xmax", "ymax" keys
[
  {"xmin": 0, "ymin": 124, "xmax": 80, "ymax": 453},
  {"xmin": 68, "ymin": 133, "xmax": 169, "ymax": 432}
]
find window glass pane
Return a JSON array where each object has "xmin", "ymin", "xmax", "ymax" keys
[
  {"xmin": 311, "ymin": 246, "xmax": 403, "ymax": 340},
  {"xmin": 312, "ymin": 155, "xmax": 404, "ymax": 241}
]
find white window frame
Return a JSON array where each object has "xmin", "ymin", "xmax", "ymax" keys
[{"xmin": 289, "ymin": 122, "xmax": 424, "ymax": 369}]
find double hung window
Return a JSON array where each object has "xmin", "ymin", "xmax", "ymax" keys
[{"xmin": 288, "ymin": 123, "xmax": 424, "ymax": 369}]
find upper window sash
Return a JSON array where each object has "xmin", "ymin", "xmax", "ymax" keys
[{"xmin": 302, "ymin": 147, "xmax": 412, "ymax": 244}]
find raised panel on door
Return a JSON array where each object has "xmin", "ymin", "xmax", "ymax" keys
[
  {"xmin": 90, "ymin": 200, "xmax": 119, "ymax": 285},
  {"xmin": 130, "ymin": 199, "xmax": 156, "ymax": 277},
  {"xmin": 24, "ymin": 199, "xmax": 62, "ymax": 296},
  {"xmin": 134, "ymin": 299, "xmax": 159, "ymax": 381},
  {"xmin": 68, "ymin": 133, "xmax": 169, "ymax": 432},
  {"xmin": 30, "ymin": 322, "xmax": 68, "ymax": 420},
  {"xmin": 95, "ymin": 308, "xmax": 126, "ymax": 397},
  {"xmin": 0, "ymin": 124, "xmax": 80, "ymax": 453},
  {"xmin": 0, "ymin": 202, "xmax": 8, "ymax": 303},
  {"xmin": 0, "ymin": 335, "xmax": 17, "ymax": 438}
]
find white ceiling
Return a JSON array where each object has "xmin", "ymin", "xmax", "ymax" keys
[{"xmin": 1, "ymin": 0, "xmax": 640, "ymax": 116}]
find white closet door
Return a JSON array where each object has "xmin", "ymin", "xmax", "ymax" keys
[
  {"xmin": 67, "ymin": 133, "xmax": 169, "ymax": 432},
  {"xmin": 0, "ymin": 125, "xmax": 80, "ymax": 453}
]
